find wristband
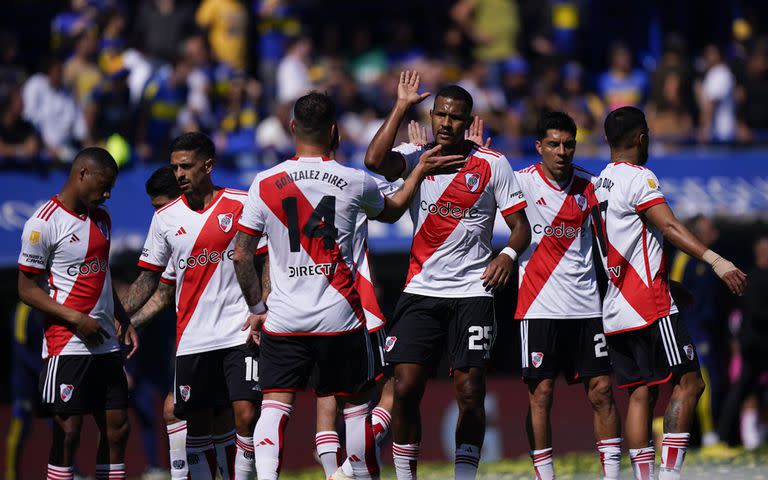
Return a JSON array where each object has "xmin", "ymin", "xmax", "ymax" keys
[
  {"xmin": 499, "ymin": 246, "xmax": 518, "ymax": 262},
  {"xmin": 249, "ymin": 301, "xmax": 267, "ymax": 315},
  {"xmin": 702, "ymin": 249, "xmax": 720, "ymax": 266}
]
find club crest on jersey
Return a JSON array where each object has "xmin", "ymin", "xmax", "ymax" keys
[
  {"xmin": 385, "ymin": 336, "xmax": 397, "ymax": 352},
  {"xmin": 59, "ymin": 384, "xmax": 74, "ymax": 402},
  {"xmin": 464, "ymin": 172, "xmax": 481, "ymax": 192},
  {"xmin": 179, "ymin": 385, "xmax": 191, "ymax": 402},
  {"xmin": 531, "ymin": 352, "xmax": 544, "ymax": 368},
  {"xmin": 95, "ymin": 220, "xmax": 109, "ymax": 240},
  {"xmin": 574, "ymin": 194, "xmax": 587, "ymax": 212},
  {"xmin": 29, "ymin": 230, "xmax": 41, "ymax": 244},
  {"xmin": 217, "ymin": 213, "xmax": 234, "ymax": 233},
  {"xmin": 684, "ymin": 344, "xmax": 695, "ymax": 361}
]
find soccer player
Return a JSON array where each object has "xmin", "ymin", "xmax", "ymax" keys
[
  {"xmin": 17, "ymin": 147, "xmax": 139, "ymax": 480},
  {"xmin": 592, "ymin": 106, "xmax": 747, "ymax": 479},
  {"xmin": 515, "ymin": 111, "xmax": 621, "ymax": 480},
  {"xmin": 364, "ymin": 71, "xmax": 531, "ymax": 479},
  {"xmin": 233, "ymin": 91, "xmax": 464, "ymax": 480},
  {"xmin": 121, "ymin": 133, "xmax": 260, "ymax": 479}
]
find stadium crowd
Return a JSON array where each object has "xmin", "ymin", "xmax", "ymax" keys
[{"xmin": 1, "ymin": 0, "xmax": 768, "ymax": 171}]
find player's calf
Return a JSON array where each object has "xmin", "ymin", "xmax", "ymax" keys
[{"xmin": 659, "ymin": 372, "xmax": 705, "ymax": 479}]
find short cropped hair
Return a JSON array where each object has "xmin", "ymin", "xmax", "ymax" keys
[
  {"xmin": 74, "ymin": 147, "xmax": 118, "ymax": 173},
  {"xmin": 170, "ymin": 132, "xmax": 215, "ymax": 162},
  {"xmin": 434, "ymin": 85, "xmax": 473, "ymax": 113},
  {"xmin": 604, "ymin": 106, "xmax": 648, "ymax": 149},
  {"xmin": 145, "ymin": 165, "xmax": 181, "ymax": 199},
  {"xmin": 536, "ymin": 111, "xmax": 577, "ymax": 140},
  {"xmin": 293, "ymin": 91, "xmax": 336, "ymax": 145}
]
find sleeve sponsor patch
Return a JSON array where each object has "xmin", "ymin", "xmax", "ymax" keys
[
  {"xmin": 29, "ymin": 231, "xmax": 41, "ymax": 244},
  {"xmin": 647, "ymin": 178, "xmax": 658, "ymax": 189}
]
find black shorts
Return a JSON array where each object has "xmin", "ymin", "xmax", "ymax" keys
[
  {"xmin": 39, "ymin": 352, "xmax": 129, "ymax": 415},
  {"xmin": 518, "ymin": 318, "xmax": 611, "ymax": 384},
  {"xmin": 607, "ymin": 314, "xmax": 700, "ymax": 389},
  {"xmin": 371, "ymin": 328, "xmax": 389, "ymax": 380},
  {"xmin": 259, "ymin": 329, "xmax": 374, "ymax": 397},
  {"xmin": 174, "ymin": 344, "xmax": 261, "ymax": 417},
  {"xmin": 384, "ymin": 293, "xmax": 496, "ymax": 371}
]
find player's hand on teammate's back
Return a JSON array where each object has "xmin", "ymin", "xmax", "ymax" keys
[
  {"xmin": 122, "ymin": 324, "xmax": 139, "ymax": 358},
  {"xmin": 408, "ymin": 120, "xmax": 429, "ymax": 146},
  {"xmin": 242, "ymin": 313, "xmax": 266, "ymax": 346},
  {"xmin": 465, "ymin": 116, "xmax": 491, "ymax": 148},
  {"xmin": 398, "ymin": 70, "xmax": 431, "ymax": 106},
  {"xmin": 73, "ymin": 312, "xmax": 109, "ymax": 345},
  {"xmin": 416, "ymin": 144, "xmax": 465, "ymax": 176},
  {"xmin": 481, "ymin": 253, "xmax": 514, "ymax": 292}
]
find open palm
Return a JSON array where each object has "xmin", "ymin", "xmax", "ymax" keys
[{"xmin": 398, "ymin": 70, "xmax": 431, "ymax": 105}]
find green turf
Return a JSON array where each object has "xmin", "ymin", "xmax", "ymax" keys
[{"xmin": 279, "ymin": 446, "xmax": 768, "ymax": 479}]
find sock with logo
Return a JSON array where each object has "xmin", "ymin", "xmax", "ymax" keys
[
  {"xmin": 46, "ymin": 465, "xmax": 74, "ymax": 480},
  {"xmin": 629, "ymin": 446, "xmax": 655, "ymax": 480},
  {"xmin": 253, "ymin": 400, "xmax": 293, "ymax": 480},
  {"xmin": 234, "ymin": 434, "xmax": 255, "ymax": 480},
  {"xmin": 166, "ymin": 420, "xmax": 188, "ymax": 479},
  {"xmin": 392, "ymin": 443, "xmax": 419, "ymax": 480},
  {"xmin": 596, "ymin": 437, "xmax": 622, "ymax": 479},
  {"xmin": 659, "ymin": 432, "xmax": 690, "ymax": 479},
  {"xmin": 315, "ymin": 430, "xmax": 341, "ymax": 479},
  {"xmin": 343, "ymin": 404, "xmax": 378, "ymax": 479},
  {"xmin": 455, "ymin": 443, "xmax": 481, "ymax": 479},
  {"xmin": 95, "ymin": 463, "xmax": 126, "ymax": 480},
  {"xmin": 371, "ymin": 407, "xmax": 392, "ymax": 444},
  {"xmin": 186, "ymin": 435, "xmax": 217, "ymax": 480},
  {"xmin": 213, "ymin": 430, "xmax": 236, "ymax": 479},
  {"xmin": 530, "ymin": 448, "xmax": 554, "ymax": 480}
]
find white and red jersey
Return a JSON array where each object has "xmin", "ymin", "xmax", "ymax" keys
[
  {"xmin": 593, "ymin": 162, "xmax": 677, "ymax": 334},
  {"xmin": 238, "ymin": 156, "xmax": 386, "ymax": 335},
  {"xmin": 515, "ymin": 163, "xmax": 602, "ymax": 319},
  {"xmin": 394, "ymin": 142, "xmax": 527, "ymax": 298},
  {"xmin": 18, "ymin": 196, "xmax": 118, "ymax": 358},
  {"xmin": 139, "ymin": 188, "xmax": 250, "ymax": 356}
]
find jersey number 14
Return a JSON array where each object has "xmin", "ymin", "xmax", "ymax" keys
[{"xmin": 282, "ymin": 195, "xmax": 338, "ymax": 252}]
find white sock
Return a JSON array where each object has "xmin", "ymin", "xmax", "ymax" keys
[
  {"xmin": 392, "ymin": 443, "xmax": 419, "ymax": 480},
  {"xmin": 454, "ymin": 443, "xmax": 481, "ymax": 479},
  {"xmin": 234, "ymin": 434, "xmax": 255, "ymax": 480},
  {"xmin": 315, "ymin": 430, "xmax": 341, "ymax": 479},
  {"xmin": 213, "ymin": 430, "xmax": 236, "ymax": 479},
  {"xmin": 530, "ymin": 448, "xmax": 554, "ymax": 480},
  {"xmin": 371, "ymin": 406, "xmax": 392, "ymax": 443},
  {"xmin": 343, "ymin": 404, "xmax": 378, "ymax": 479},
  {"xmin": 629, "ymin": 446, "xmax": 655, "ymax": 480},
  {"xmin": 741, "ymin": 407, "xmax": 760, "ymax": 450},
  {"xmin": 47, "ymin": 465, "xmax": 74, "ymax": 480},
  {"xmin": 597, "ymin": 437, "xmax": 622, "ymax": 480},
  {"xmin": 659, "ymin": 432, "xmax": 690, "ymax": 479},
  {"xmin": 187, "ymin": 435, "xmax": 216, "ymax": 480},
  {"xmin": 95, "ymin": 463, "xmax": 126, "ymax": 480},
  {"xmin": 253, "ymin": 400, "xmax": 292, "ymax": 480},
  {"xmin": 167, "ymin": 420, "xmax": 188, "ymax": 479}
]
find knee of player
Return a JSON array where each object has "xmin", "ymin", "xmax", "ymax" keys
[
  {"xmin": 60, "ymin": 425, "xmax": 83, "ymax": 449},
  {"xmin": 108, "ymin": 416, "xmax": 131, "ymax": 446},
  {"xmin": 529, "ymin": 381, "xmax": 554, "ymax": 411},
  {"xmin": 393, "ymin": 374, "xmax": 425, "ymax": 404},
  {"xmin": 454, "ymin": 382, "xmax": 486, "ymax": 412},
  {"xmin": 587, "ymin": 376, "xmax": 614, "ymax": 410},
  {"xmin": 234, "ymin": 404, "xmax": 259, "ymax": 431},
  {"xmin": 683, "ymin": 373, "xmax": 706, "ymax": 400}
]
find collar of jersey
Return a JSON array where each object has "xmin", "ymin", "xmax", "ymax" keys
[
  {"xmin": 535, "ymin": 162, "xmax": 574, "ymax": 192},
  {"xmin": 289, "ymin": 155, "xmax": 333, "ymax": 162},
  {"xmin": 52, "ymin": 195, "xmax": 88, "ymax": 221},
  {"xmin": 181, "ymin": 188, "xmax": 225, "ymax": 214}
]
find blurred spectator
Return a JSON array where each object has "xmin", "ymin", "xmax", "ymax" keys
[
  {"xmin": 697, "ymin": 44, "xmax": 736, "ymax": 143},
  {"xmin": 737, "ymin": 39, "xmax": 768, "ymax": 141},
  {"xmin": 0, "ymin": 87, "xmax": 40, "ymax": 168},
  {"xmin": 646, "ymin": 68, "xmax": 694, "ymax": 143},
  {"xmin": 557, "ymin": 61, "xmax": 603, "ymax": 144},
  {"xmin": 597, "ymin": 42, "xmax": 648, "ymax": 111},
  {"xmin": 348, "ymin": 27, "xmax": 388, "ymax": 94},
  {"xmin": 0, "ymin": 30, "xmax": 25, "ymax": 101},
  {"xmin": 63, "ymin": 32, "xmax": 102, "ymax": 104},
  {"xmin": 670, "ymin": 216, "xmax": 724, "ymax": 447},
  {"xmin": 717, "ymin": 237, "xmax": 768, "ymax": 447},
  {"xmin": 458, "ymin": 60, "xmax": 506, "ymax": 129},
  {"xmin": 50, "ymin": 0, "xmax": 98, "ymax": 53},
  {"xmin": 276, "ymin": 35, "xmax": 312, "ymax": 103},
  {"xmin": 196, "ymin": 0, "xmax": 249, "ymax": 71},
  {"xmin": 84, "ymin": 70, "xmax": 133, "ymax": 146},
  {"xmin": 134, "ymin": 0, "xmax": 196, "ymax": 65},
  {"xmin": 501, "ymin": 56, "xmax": 529, "ymax": 105},
  {"xmin": 21, "ymin": 56, "xmax": 86, "ymax": 163},
  {"xmin": 214, "ymin": 72, "xmax": 260, "ymax": 167},
  {"xmin": 254, "ymin": 0, "xmax": 301, "ymax": 108},
  {"xmin": 181, "ymin": 33, "xmax": 224, "ymax": 132},
  {"xmin": 135, "ymin": 57, "xmax": 191, "ymax": 163},
  {"xmin": 97, "ymin": 7, "xmax": 128, "ymax": 74},
  {"xmin": 255, "ymin": 100, "xmax": 292, "ymax": 164},
  {"xmin": 121, "ymin": 42, "xmax": 154, "ymax": 105}
]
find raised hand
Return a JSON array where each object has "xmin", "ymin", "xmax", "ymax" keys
[
  {"xmin": 408, "ymin": 120, "xmax": 429, "ymax": 146},
  {"xmin": 465, "ymin": 116, "xmax": 491, "ymax": 148},
  {"xmin": 417, "ymin": 144, "xmax": 466, "ymax": 176},
  {"xmin": 398, "ymin": 71, "xmax": 431, "ymax": 106}
]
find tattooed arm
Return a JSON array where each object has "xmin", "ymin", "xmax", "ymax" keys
[
  {"xmin": 130, "ymin": 281, "xmax": 175, "ymax": 329},
  {"xmin": 261, "ymin": 255, "xmax": 271, "ymax": 302},
  {"xmin": 233, "ymin": 232, "xmax": 263, "ymax": 307},
  {"xmin": 120, "ymin": 269, "xmax": 161, "ymax": 316}
]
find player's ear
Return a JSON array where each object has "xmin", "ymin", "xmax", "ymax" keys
[
  {"xmin": 289, "ymin": 119, "xmax": 296, "ymax": 136},
  {"xmin": 535, "ymin": 140, "xmax": 543, "ymax": 156},
  {"xmin": 329, "ymin": 123, "xmax": 340, "ymax": 151},
  {"xmin": 204, "ymin": 156, "xmax": 214, "ymax": 174}
]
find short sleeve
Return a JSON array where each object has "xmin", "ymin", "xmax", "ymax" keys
[
  {"xmin": 631, "ymin": 169, "xmax": 666, "ymax": 212},
  {"xmin": 392, "ymin": 142, "xmax": 423, "ymax": 179},
  {"xmin": 138, "ymin": 213, "xmax": 170, "ymax": 271},
  {"xmin": 372, "ymin": 174, "xmax": 402, "ymax": 197},
  {"xmin": 160, "ymin": 262, "xmax": 176, "ymax": 285},
  {"xmin": 18, "ymin": 217, "xmax": 51, "ymax": 274},
  {"xmin": 255, "ymin": 235, "xmax": 268, "ymax": 257},
  {"xmin": 493, "ymin": 157, "xmax": 527, "ymax": 216},
  {"xmin": 237, "ymin": 176, "xmax": 266, "ymax": 236},
  {"xmin": 361, "ymin": 173, "xmax": 386, "ymax": 219}
]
